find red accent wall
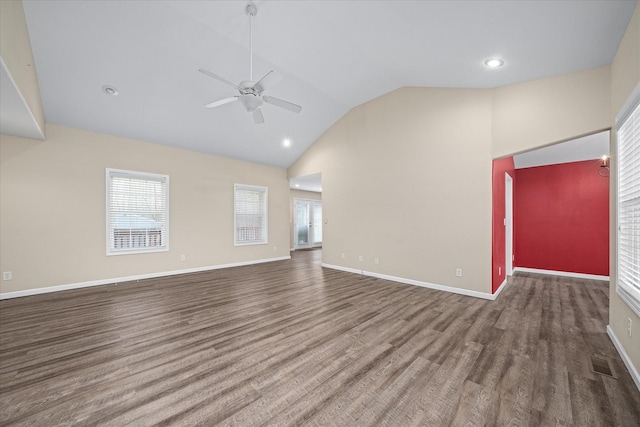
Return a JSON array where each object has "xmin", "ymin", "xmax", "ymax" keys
[
  {"xmin": 492, "ymin": 157, "xmax": 515, "ymax": 293},
  {"xmin": 514, "ymin": 159, "xmax": 609, "ymax": 276}
]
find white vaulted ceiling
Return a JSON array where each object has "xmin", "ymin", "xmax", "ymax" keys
[{"xmin": 18, "ymin": 0, "xmax": 636, "ymax": 168}]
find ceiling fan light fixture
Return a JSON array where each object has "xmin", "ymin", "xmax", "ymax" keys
[
  {"xmin": 239, "ymin": 94, "xmax": 263, "ymax": 112},
  {"xmin": 283, "ymin": 138, "xmax": 291, "ymax": 147},
  {"xmin": 484, "ymin": 58, "xmax": 504, "ymax": 68}
]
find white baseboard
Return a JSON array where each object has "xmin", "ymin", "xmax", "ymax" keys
[
  {"xmin": 0, "ymin": 256, "xmax": 291, "ymax": 300},
  {"xmin": 514, "ymin": 267, "xmax": 609, "ymax": 281},
  {"xmin": 607, "ymin": 325, "xmax": 640, "ymax": 392},
  {"xmin": 320, "ymin": 263, "xmax": 363, "ymax": 275},
  {"xmin": 494, "ymin": 278, "xmax": 508, "ymax": 298},
  {"xmin": 321, "ymin": 263, "xmax": 500, "ymax": 300}
]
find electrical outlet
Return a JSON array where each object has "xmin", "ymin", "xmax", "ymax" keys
[
  {"xmin": 374, "ymin": 258, "xmax": 379, "ymax": 265},
  {"xmin": 341, "ymin": 253, "xmax": 345, "ymax": 259},
  {"xmin": 2, "ymin": 271, "xmax": 12, "ymax": 281},
  {"xmin": 180, "ymin": 255, "xmax": 186, "ymax": 261},
  {"xmin": 456, "ymin": 268, "xmax": 463, "ymax": 277},
  {"xmin": 273, "ymin": 246, "xmax": 277, "ymax": 252},
  {"xmin": 628, "ymin": 317, "xmax": 633, "ymax": 337},
  {"xmin": 358, "ymin": 255, "xmax": 363, "ymax": 262}
]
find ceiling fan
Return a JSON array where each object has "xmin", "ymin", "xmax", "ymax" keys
[{"xmin": 199, "ymin": 3, "xmax": 302, "ymax": 124}]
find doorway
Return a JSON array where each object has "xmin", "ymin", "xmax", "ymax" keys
[{"xmin": 294, "ymin": 199, "xmax": 322, "ymax": 249}]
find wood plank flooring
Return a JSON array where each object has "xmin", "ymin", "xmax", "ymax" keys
[{"xmin": 1, "ymin": 249, "xmax": 639, "ymax": 426}]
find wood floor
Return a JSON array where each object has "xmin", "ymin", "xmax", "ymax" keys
[{"xmin": 1, "ymin": 250, "xmax": 639, "ymax": 426}]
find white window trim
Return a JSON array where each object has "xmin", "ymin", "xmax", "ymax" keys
[
  {"xmin": 106, "ymin": 168, "xmax": 170, "ymax": 256},
  {"xmin": 615, "ymin": 83, "xmax": 640, "ymax": 317},
  {"xmin": 234, "ymin": 183, "xmax": 268, "ymax": 246}
]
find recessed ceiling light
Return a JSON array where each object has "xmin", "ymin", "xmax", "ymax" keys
[
  {"xmin": 283, "ymin": 138, "xmax": 291, "ymax": 147},
  {"xmin": 484, "ymin": 58, "xmax": 504, "ymax": 68},
  {"xmin": 102, "ymin": 85, "xmax": 119, "ymax": 96}
]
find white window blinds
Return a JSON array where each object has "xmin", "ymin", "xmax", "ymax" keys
[
  {"xmin": 106, "ymin": 169, "xmax": 169, "ymax": 255},
  {"xmin": 234, "ymin": 184, "xmax": 268, "ymax": 245},
  {"xmin": 617, "ymin": 96, "xmax": 640, "ymax": 316}
]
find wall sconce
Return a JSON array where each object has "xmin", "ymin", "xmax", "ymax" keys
[{"xmin": 599, "ymin": 155, "xmax": 610, "ymax": 177}]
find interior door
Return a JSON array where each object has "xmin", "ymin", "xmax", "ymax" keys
[
  {"xmin": 295, "ymin": 200, "xmax": 311, "ymax": 249},
  {"xmin": 294, "ymin": 199, "xmax": 322, "ymax": 249}
]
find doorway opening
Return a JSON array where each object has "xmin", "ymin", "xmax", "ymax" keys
[
  {"xmin": 491, "ymin": 130, "xmax": 610, "ymax": 293},
  {"xmin": 294, "ymin": 199, "xmax": 322, "ymax": 250},
  {"xmin": 290, "ymin": 172, "xmax": 322, "ymax": 251}
]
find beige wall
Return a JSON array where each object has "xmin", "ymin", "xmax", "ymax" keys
[
  {"xmin": 0, "ymin": 124, "xmax": 290, "ymax": 294},
  {"xmin": 0, "ymin": 0, "xmax": 45, "ymax": 137},
  {"xmin": 609, "ymin": 2, "xmax": 640, "ymax": 379},
  {"xmin": 288, "ymin": 6, "xmax": 639, "ymax": 377},
  {"xmin": 289, "ymin": 87, "xmax": 494, "ymax": 294},
  {"xmin": 492, "ymin": 66, "xmax": 611, "ymax": 159},
  {"xmin": 289, "ymin": 189, "xmax": 321, "ymax": 249},
  {"xmin": 289, "ymin": 73, "xmax": 613, "ymax": 295}
]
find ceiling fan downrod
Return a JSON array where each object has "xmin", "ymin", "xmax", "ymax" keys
[{"xmin": 246, "ymin": 3, "xmax": 257, "ymax": 82}]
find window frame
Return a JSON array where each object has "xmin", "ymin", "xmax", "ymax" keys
[
  {"xmin": 106, "ymin": 168, "xmax": 170, "ymax": 256},
  {"xmin": 234, "ymin": 183, "xmax": 268, "ymax": 246},
  {"xmin": 615, "ymin": 84, "xmax": 640, "ymax": 317}
]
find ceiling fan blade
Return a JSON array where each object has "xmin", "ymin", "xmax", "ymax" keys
[
  {"xmin": 199, "ymin": 69, "xmax": 240, "ymax": 90},
  {"xmin": 253, "ymin": 70, "xmax": 280, "ymax": 93},
  {"xmin": 253, "ymin": 108, "xmax": 265, "ymax": 124},
  {"xmin": 204, "ymin": 96, "xmax": 239, "ymax": 109},
  {"xmin": 263, "ymin": 96, "xmax": 302, "ymax": 114}
]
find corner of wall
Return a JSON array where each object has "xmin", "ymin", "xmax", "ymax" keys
[{"xmin": 0, "ymin": 0, "xmax": 45, "ymax": 138}]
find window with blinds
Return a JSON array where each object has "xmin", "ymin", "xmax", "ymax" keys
[
  {"xmin": 106, "ymin": 169, "xmax": 169, "ymax": 255},
  {"xmin": 234, "ymin": 184, "xmax": 268, "ymax": 245},
  {"xmin": 617, "ymin": 93, "xmax": 640, "ymax": 317}
]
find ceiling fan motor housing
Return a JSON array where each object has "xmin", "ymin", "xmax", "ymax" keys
[{"xmin": 239, "ymin": 81, "xmax": 260, "ymax": 96}]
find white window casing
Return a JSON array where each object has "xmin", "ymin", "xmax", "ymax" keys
[
  {"xmin": 106, "ymin": 168, "xmax": 169, "ymax": 255},
  {"xmin": 616, "ymin": 85, "xmax": 640, "ymax": 317}
]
